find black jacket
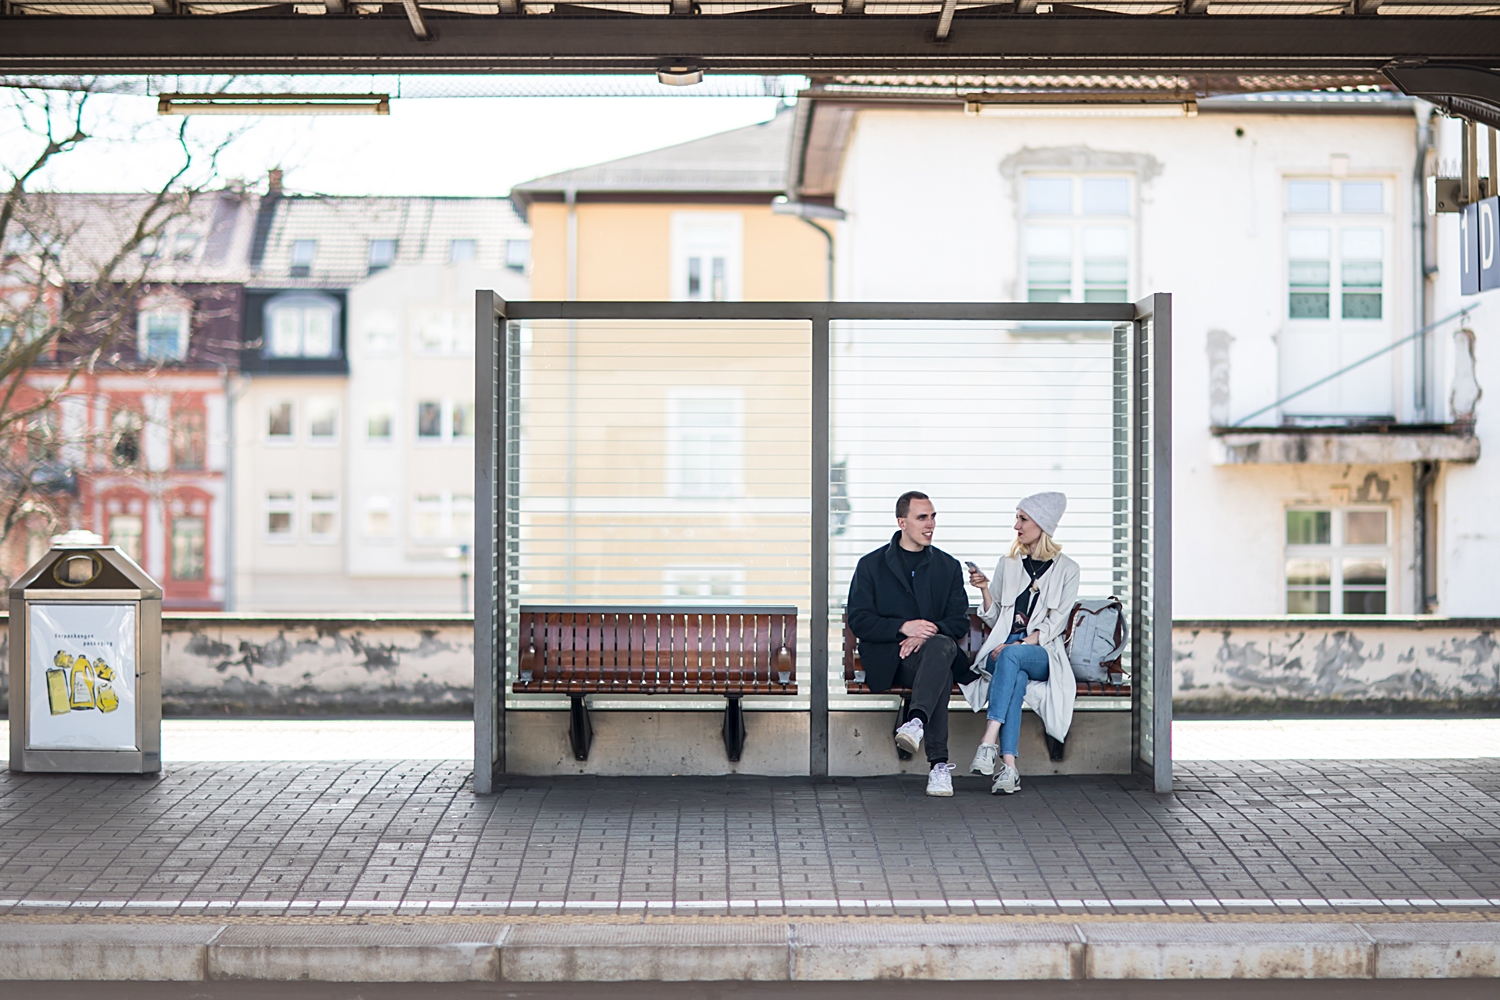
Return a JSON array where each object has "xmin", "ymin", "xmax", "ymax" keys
[{"xmin": 846, "ymin": 531, "xmax": 972, "ymax": 692}]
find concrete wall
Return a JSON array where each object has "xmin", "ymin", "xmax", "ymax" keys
[
  {"xmin": 3, "ymin": 614, "xmax": 1495, "ymax": 719},
  {"xmin": 0, "ymin": 613, "xmax": 472, "ymax": 717},
  {"xmin": 1174, "ymin": 617, "xmax": 1500, "ymax": 713}
]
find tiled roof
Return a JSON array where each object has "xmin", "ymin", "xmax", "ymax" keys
[
  {"xmin": 510, "ymin": 108, "xmax": 793, "ymax": 213},
  {"xmin": 8, "ymin": 188, "xmax": 259, "ymax": 285},
  {"xmin": 248, "ymin": 194, "xmax": 530, "ymax": 289}
]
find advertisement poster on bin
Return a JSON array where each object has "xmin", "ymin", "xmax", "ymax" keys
[{"xmin": 28, "ymin": 603, "xmax": 138, "ymax": 751}]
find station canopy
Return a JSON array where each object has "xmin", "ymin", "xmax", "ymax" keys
[{"xmin": 3, "ymin": 2, "xmax": 1499, "ymax": 123}]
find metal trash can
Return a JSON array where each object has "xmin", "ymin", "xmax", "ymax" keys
[{"xmin": 7, "ymin": 533, "xmax": 162, "ymax": 774}]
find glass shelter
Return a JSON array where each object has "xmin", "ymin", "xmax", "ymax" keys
[{"xmin": 473, "ymin": 296, "xmax": 1171, "ymax": 792}]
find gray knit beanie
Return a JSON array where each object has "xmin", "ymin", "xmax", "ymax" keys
[{"xmin": 1017, "ymin": 491, "xmax": 1066, "ymax": 537}]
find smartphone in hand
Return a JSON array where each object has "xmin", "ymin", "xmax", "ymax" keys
[{"xmin": 964, "ymin": 561, "xmax": 980, "ymax": 574}]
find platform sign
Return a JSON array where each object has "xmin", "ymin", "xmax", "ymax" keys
[
  {"xmin": 27, "ymin": 603, "xmax": 138, "ymax": 751},
  {"xmin": 1461, "ymin": 203, "xmax": 1481, "ymax": 295},
  {"xmin": 1481, "ymin": 196, "xmax": 1500, "ymax": 292}
]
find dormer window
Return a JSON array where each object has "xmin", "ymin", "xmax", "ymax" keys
[
  {"xmin": 368, "ymin": 239, "xmax": 397, "ymax": 274},
  {"xmin": 137, "ymin": 297, "xmax": 191, "ymax": 362},
  {"xmin": 289, "ymin": 239, "xmax": 317, "ymax": 277},
  {"xmin": 263, "ymin": 291, "xmax": 341, "ymax": 359}
]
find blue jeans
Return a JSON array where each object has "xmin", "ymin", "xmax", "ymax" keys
[{"xmin": 985, "ymin": 640, "xmax": 1050, "ymax": 756}]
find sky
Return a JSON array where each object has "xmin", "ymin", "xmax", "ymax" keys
[{"xmin": 2, "ymin": 83, "xmax": 787, "ymax": 199}]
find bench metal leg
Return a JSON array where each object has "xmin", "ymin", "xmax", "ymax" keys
[
  {"xmin": 569, "ymin": 696, "xmax": 593, "ymax": 761},
  {"xmin": 894, "ymin": 694, "xmax": 913, "ymax": 761},
  {"xmin": 722, "ymin": 696, "xmax": 745, "ymax": 762}
]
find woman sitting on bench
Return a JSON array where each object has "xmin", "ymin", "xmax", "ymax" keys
[{"xmin": 964, "ymin": 492, "xmax": 1080, "ymax": 795}]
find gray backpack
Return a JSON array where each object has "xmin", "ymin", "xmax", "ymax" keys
[{"xmin": 1063, "ymin": 597, "xmax": 1128, "ymax": 683}]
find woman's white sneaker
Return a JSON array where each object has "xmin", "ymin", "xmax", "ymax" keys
[
  {"xmin": 991, "ymin": 762, "xmax": 1021, "ymax": 795},
  {"xmin": 926, "ymin": 762, "xmax": 957, "ymax": 797},
  {"xmin": 894, "ymin": 718, "xmax": 924, "ymax": 755},
  {"xmin": 970, "ymin": 743, "xmax": 999, "ymax": 776}
]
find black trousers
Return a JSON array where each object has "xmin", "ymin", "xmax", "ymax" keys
[{"xmin": 892, "ymin": 633, "xmax": 958, "ymax": 765}]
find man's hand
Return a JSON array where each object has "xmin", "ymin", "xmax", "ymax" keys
[
  {"xmin": 899, "ymin": 635, "xmax": 928, "ymax": 659},
  {"xmin": 900, "ymin": 619, "xmax": 938, "ymax": 639}
]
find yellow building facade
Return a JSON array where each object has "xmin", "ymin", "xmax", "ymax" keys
[{"xmin": 510, "ymin": 110, "xmax": 829, "ymax": 609}]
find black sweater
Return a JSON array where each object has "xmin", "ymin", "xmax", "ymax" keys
[{"xmin": 846, "ymin": 531, "xmax": 972, "ymax": 692}]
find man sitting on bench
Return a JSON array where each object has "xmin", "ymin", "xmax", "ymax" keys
[{"xmin": 846, "ymin": 490, "xmax": 972, "ymax": 797}]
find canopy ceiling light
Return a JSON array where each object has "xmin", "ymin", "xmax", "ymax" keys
[
  {"xmin": 157, "ymin": 93, "xmax": 390, "ymax": 115},
  {"xmin": 965, "ymin": 95, "xmax": 1198, "ymax": 118},
  {"xmin": 657, "ymin": 64, "xmax": 704, "ymax": 87}
]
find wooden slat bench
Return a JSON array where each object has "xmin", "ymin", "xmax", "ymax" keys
[
  {"xmin": 514, "ymin": 605, "xmax": 798, "ymax": 762},
  {"xmin": 842, "ymin": 611, "xmax": 1130, "ymax": 761}
]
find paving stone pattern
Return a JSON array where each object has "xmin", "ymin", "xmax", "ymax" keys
[{"xmin": 0, "ymin": 760, "xmax": 1498, "ymax": 915}]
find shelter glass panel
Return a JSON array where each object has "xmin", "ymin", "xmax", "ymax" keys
[
  {"xmin": 828, "ymin": 320, "xmax": 1131, "ymax": 705},
  {"xmin": 505, "ymin": 318, "xmax": 812, "ymax": 706}
]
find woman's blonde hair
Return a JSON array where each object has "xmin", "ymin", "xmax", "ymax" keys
[{"xmin": 1009, "ymin": 530, "xmax": 1063, "ymax": 562}]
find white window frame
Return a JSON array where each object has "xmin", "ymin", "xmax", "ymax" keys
[
  {"xmin": 307, "ymin": 492, "xmax": 340, "ymax": 544},
  {"xmin": 136, "ymin": 296, "xmax": 192, "ymax": 362},
  {"xmin": 265, "ymin": 400, "xmax": 295, "ymax": 445},
  {"xmin": 265, "ymin": 491, "xmax": 296, "ymax": 543},
  {"xmin": 362, "ymin": 495, "xmax": 395, "ymax": 540},
  {"xmin": 1020, "ymin": 173, "xmax": 1136, "ymax": 304},
  {"xmin": 414, "ymin": 398, "xmax": 474, "ymax": 445},
  {"xmin": 289, "ymin": 239, "xmax": 317, "ymax": 276},
  {"xmin": 670, "ymin": 212, "xmax": 744, "ymax": 302},
  {"xmin": 409, "ymin": 490, "xmax": 474, "ymax": 544},
  {"xmin": 1284, "ymin": 505, "xmax": 1395, "ymax": 615},
  {"xmin": 1283, "ymin": 177, "xmax": 1394, "ymax": 326},
  {"xmin": 263, "ymin": 291, "xmax": 342, "ymax": 360},
  {"xmin": 365, "ymin": 401, "xmax": 395, "ymax": 444},
  {"xmin": 666, "ymin": 388, "xmax": 745, "ymax": 499},
  {"xmin": 306, "ymin": 396, "xmax": 340, "ymax": 445},
  {"xmin": 107, "ymin": 513, "xmax": 144, "ymax": 565},
  {"xmin": 411, "ymin": 308, "xmax": 468, "ymax": 356},
  {"xmin": 504, "ymin": 238, "xmax": 528, "ymax": 270}
]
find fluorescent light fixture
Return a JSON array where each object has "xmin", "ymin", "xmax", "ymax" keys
[
  {"xmin": 157, "ymin": 93, "xmax": 391, "ymax": 116},
  {"xmin": 657, "ymin": 65, "xmax": 705, "ymax": 87},
  {"xmin": 965, "ymin": 97, "xmax": 1197, "ymax": 118}
]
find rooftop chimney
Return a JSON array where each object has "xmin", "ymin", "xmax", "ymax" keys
[{"xmin": 267, "ymin": 169, "xmax": 283, "ymax": 196}]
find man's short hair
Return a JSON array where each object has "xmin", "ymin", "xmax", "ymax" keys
[{"xmin": 895, "ymin": 491, "xmax": 930, "ymax": 519}]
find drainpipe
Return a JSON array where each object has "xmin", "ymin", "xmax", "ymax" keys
[
  {"xmin": 771, "ymin": 197, "xmax": 846, "ymax": 300},
  {"xmin": 1413, "ymin": 459, "xmax": 1439, "ymax": 614},
  {"xmin": 221, "ymin": 365, "xmax": 244, "ymax": 611},
  {"xmin": 1413, "ymin": 102, "xmax": 1436, "ymax": 422},
  {"xmin": 564, "ymin": 185, "xmax": 577, "ymax": 601},
  {"xmin": 1412, "ymin": 105, "xmax": 1438, "ymax": 615}
]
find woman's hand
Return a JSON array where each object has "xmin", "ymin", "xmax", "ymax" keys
[{"xmin": 967, "ymin": 565, "xmax": 989, "ymax": 589}]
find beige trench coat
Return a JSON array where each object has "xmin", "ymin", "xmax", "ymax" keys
[{"xmin": 963, "ymin": 552, "xmax": 1081, "ymax": 742}]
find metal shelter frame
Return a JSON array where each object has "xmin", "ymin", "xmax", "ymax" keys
[{"xmin": 473, "ymin": 294, "xmax": 1172, "ymax": 793}]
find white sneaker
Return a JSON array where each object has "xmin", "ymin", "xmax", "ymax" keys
[
  {"xmin": 926, "ymin": 762, "xmax": 956, "ymax": 797},
  {"xmin": 970, "ymin": 743, "xmax": 999, "ymax": 776},
  {"xmin": 894, "ymin": 717, "xmax": 924, "ymax": 756},
  {"xmin": 991, "ymin": 762, "xmax": 1021, "ymax": 795}
]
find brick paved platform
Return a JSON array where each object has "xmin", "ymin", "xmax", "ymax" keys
[{"xmin": 1, "ymin": 760, "xmax": 1497, "ymax": 918}]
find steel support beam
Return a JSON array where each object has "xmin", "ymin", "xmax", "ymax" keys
[{"xmin": 1, "ymin": 15, "xmax": 1498, "ymax": 75}]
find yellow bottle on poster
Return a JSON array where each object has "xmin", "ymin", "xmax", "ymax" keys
[
  {"xmin": 46, "ymin": 667, "xmax": 71, "ymax": 715},
  {"xmin": 69, "ymin": 654, "xmax": 95, "ymax": 710},
  {"xmin": 96, "ymin": 682, "xmax": 119, "ymax": 713}
]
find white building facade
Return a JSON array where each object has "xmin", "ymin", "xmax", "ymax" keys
[
  {"xmin": 792, "ymin": 92, "xmax": 1496, "ymax": 617},
  {"xmin": 232, "ymin": 188, "xmax": 529, "ymax": 611}
]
